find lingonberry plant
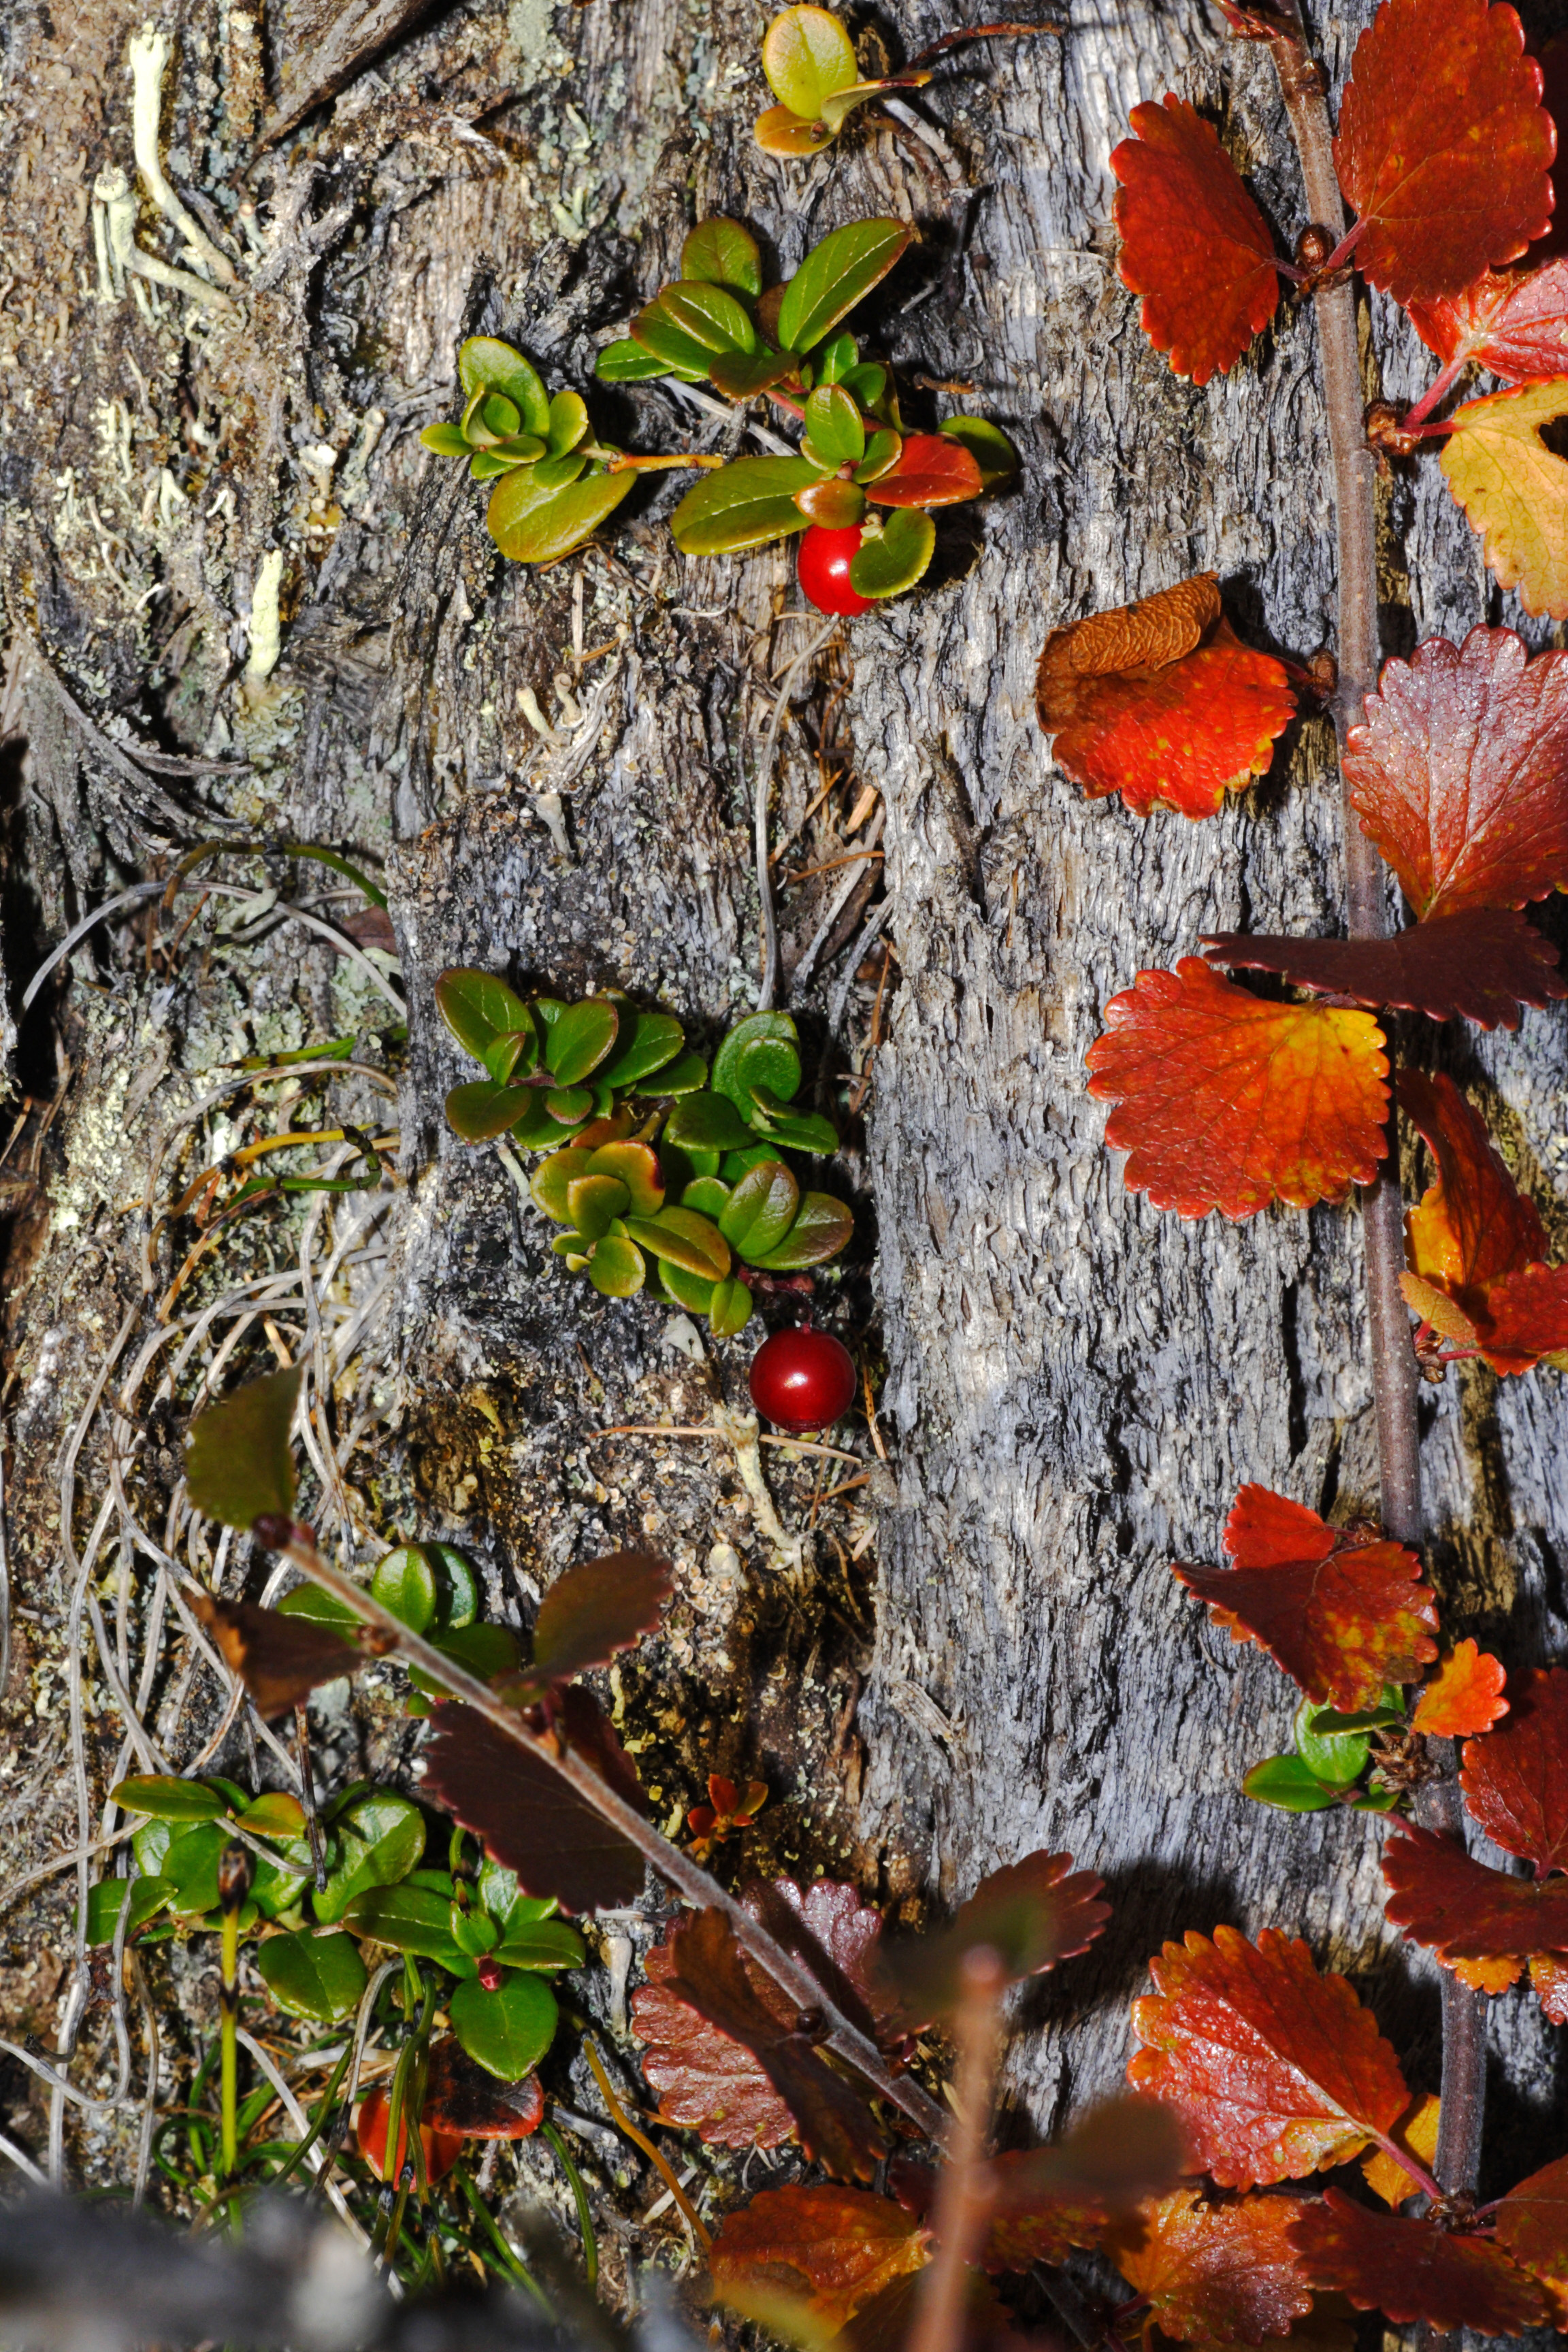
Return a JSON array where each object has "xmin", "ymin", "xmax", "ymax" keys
[{"xmin": 751, "ymin": 5, "xmax": 1044, "ymax": 159}]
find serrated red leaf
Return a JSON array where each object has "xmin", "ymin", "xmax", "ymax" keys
[
  {"xmin": 1474, "ymin": 1260, "xmax": 1568, "ymax": 1369},
  {"xmin": 1383, "ymin": 1822, "xmax": 1568, "ymax": 1959},
  {"xmin": 1497, "ymin": 2152, "xmax": 1568, "ymax": 2292},
  {"xmin": 1200, "ymin": 906, "xmax": 1564, "ymax": 1030},
  {"xmin": 881, "ymin": 1849, "xmax": 1109, "ymax": 2028},
  {"xmin": 527, "ymin": 1552, "xmax": 672, "ymax": 1687},
  {"xmin": 709, "ymin": 2185, "xmax": 930, "ymax": 2325},
  {"xmin": 633, "ymin": 1878, "xmax": 889, "ymax": 2151},
  {"xmin": 866, "ymin": 435, "xmax": 983, "ymax": 509},
  {"xmin": 1087, "ymin": 962, "xmax": 1389, "ymax": 1220},
  {"xmin": 658, "ymin": 1908, "xmax": 884, "ymax": 2178},
  {"xmin": 191, "ymin": 1592, "xmax": 361, "ymax": 1718},
  {"xmin": 1290, "ymin": 2190, "xmax": 1546, "ymax": 2333},
  {"xmin": 1037, "ymin": 574, "xmax": 1296, "ymax": 818},
  {"xmin": 1410, "ymin": 1640, "xmax": 1509, "ymax": 1737},
  {"xmin": 1173, "ymin": 1487, "xmax": 1437, "ymax": 1710},
  {"xmin": 1127, "ymin": 1926, "xmax": 1409, "ymax": 2189},
  {"xmin": 419, "ymin": 1685, "xmax": 647, "ymax": 1915},
  {"xmin": 1105, "ymin": 2189, "xmax": 1316, "ymax": 2345},
  {"xmin": 1400, "ymin": 1070, "xmax": 1547, "ymax": 1300},
  {"xmin": 1460, "ymin": 1665, "xmax": 1568, "ymax": 1872},
  {"xmin": 1111, "ymin": 97, "xmax": 1280, "ymax": 382},
  {"xmin": 1345, "ymin": 628, "xmax": 1568, "ymax": 916},
  {"xmin": 978, "ymin": 2100, "xmax": 1186, "ymax": 2271},
  {"xmin": 1407, "ymin": 256, "xmax": 1568, "ymax": 383},
  {"xmin": 1333, "ymin": 0, "xmax": 1554, "ymax": 305}
]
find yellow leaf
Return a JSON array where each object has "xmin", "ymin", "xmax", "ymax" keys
[
  {"xmin": 1441, "ymin": 378, "xmax": 1568, "ymax": 618},
  {"xmin": 1360, "ymin": 2091, "xmax": 1440, "ymax": 2206}
]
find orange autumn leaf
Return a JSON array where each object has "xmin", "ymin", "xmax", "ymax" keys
[
  {"xmin": 1111, "ymin": 97, "xmax": 1281, "ymax": 383},
  {"xmin": 1459, "ymin": 1664, "xmax": 1568, "ymax": 1874},
  {"xmin": 1452, "ymin": 1952, "xmax": 1525, "ymax": 1993},
  {"xmin": 1360, "ymin": 2091, "xmax": 1440, "ymax": 2206},
  {"xmin": 1333, "ymin": 0, "xmax": 1554, "ymax": 306},
  {"xmin": 1530, "ymin": 1953, "xmax": 1568, "ymax": 2023},
  {"xmin": 1410, "ymin": 1639, "xmax": 1509, "ymax": 1737},
  {"xmin": 1343, "ymin": 628, "xmax": 1568, "ymax": 917},
  {"xmin": 1104, "ymin": 2188, "xmax": 1315, "ymax": 2345},
  {"xmin": 1086, "ymin": 962, "xmax": 1389, "ymax": 1220},
  {"xmin": 1036, "ymin": 574, "xmax": 1295, "ymax": 819},
  {"xmin": 1289, "ymin": 2190, "xmax": 1546, "ymax": 2335},
  {"xmin": 1127, "ymin": 1925, "xmax": 1409, "ymax": 2189},
  {"xmin": 1441, "ymin": 379, "xmax": 1568, "ymax": 618},
  {"xmin": 709, "ymin": 2185, "xmax": 931, "ymax": 2328},
  {"xmin": 1173, "ymin": 1485, "xmax": 1437, "ymax": 1711}
]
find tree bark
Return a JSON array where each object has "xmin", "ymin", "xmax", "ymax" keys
[{"xmin": 1, "ymin": 0, "xmax": 1563, "ymax": 2207}]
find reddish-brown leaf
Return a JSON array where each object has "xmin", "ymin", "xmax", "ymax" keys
[
  {"xmin": 1400, "ymin": 1070, "xmax": 1547, "ymax": 1301},
  {"xmin": 421, "ymin": 2036, "xmax": 544, "ymax": 2138},
  {"xmin": 1333, "ymin": 0, "xmax": 1554, "ymax": 305},
  {"xmin": 1410, "ymin": 1641, "xmax": 1509, "ymax": 1737},
  {"xmin": 527, "ymin": 1552, "xmax": 672, "ymax": 1688},
  {"xmin": 418, "ymin": 1685, "xmax": 647, "ymax": 1915},
  {"xmin": 1474, "ymin": 1260, "xmax": 1568, "ymax": 1371},
  {"xmin": 1111, "ymin": 98, "xmax": 1280, "ymax": 382},
  {"xmin": 709, "ymin": 2185, "xmax": 930, "ymax": 2326},
  {"xmin": 659, "ymin": 1908, "xmax": 884, "ymax": 2179},
  {"xmin": 979, "ymin": 2100, "xmax": 1186, "ymax": 2271},
  {"xmin": 865, "ymin": 435, "xmax": 983, "ymax": 509},
  {"xmin": 1105, "ymin": 2188, "xmax": 1316, "ymax": 2345},
  {"xmin": 1087, "ymin": 962, "xmax": 1390, "ymax": 1220},
  {"xmin": 1200, "ymin": 906, "xmax": 1564, "ymax": 1031},
  {"xmin": 1127, "ymin": 1925, "xmax": 1409, "ymax": 2189},
  {"xmin": 191, "ymin": 1592, "xmax": 362, "ymax": 1718},
  {"xmin": 881, "ymin": 1849, "xmax": 1109, "ymax": 2028},
  {"xmin": 1383, "ymin": 1822, "xmax": 1568, "ymax": 1959},
  {"xmin": 1037, "ymin": 575, "xmax": 1296, "ymax": 819},
  {"xmin": 1173, "ymin": 1486, "xmax": 1437, "ymax": 1711},
  {"xmin": 1407, "ymin": 256, "xmax": 1568, "ymax": 385},
  {"xmin": 742, "ymin": 1875, "xmax": 894, "ymax": 2045},
  {"xmin": 1497, "ymin": 2151, "xmax": 1568, "ymax": 2292},
  {"xmin": 1460, "ymin": 1664, "xmax": 1568, "ymax": 1872},
  {"xmin": 1289, "ymin": 2189, "xmax": 1546, "ymax": 2334}
]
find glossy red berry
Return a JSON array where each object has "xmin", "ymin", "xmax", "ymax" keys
[
  {"xmin": 748, "ymin": 1328, "xmax": 858, "ymax": 1431},
  {"xmin": 798, "ymin": 525, "xmax": 873, "ymax": 617}
]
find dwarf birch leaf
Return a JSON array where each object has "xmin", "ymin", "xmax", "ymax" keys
[
  {"xmin": 1361, "ymin": 2091, "xmax": 1441, "ymax": 2206},
  {"xmin": 1111, "ymin": 97, "xmax": 1280, "ymax": 382},
  {"xmin": 192, "ymin": 1593, "xmax": 361, "ymax": 1718},
  {"xmin": 185, "ymin": 1365, "xmax": 301, "ymax": 1530},
  {"xmin": 880, "ymin": 1850, "xmax": 1109, "ymax": 2028},
  {"xmin": 1127, "ymin": 1925, "xmax": 1409, "ymax": 2188},
  {"xmin": 1459, "ymin": 1665, "xmax": 1568, "ymax": 1872},
  {"xmin": 1333, "ymin": 0, "xmax": 1554, "ymax": 304},
  {"xmin": 528, "ymin": 1552, "xmax": 673, "ymax": 1686},
  {"xmin": 1200, "ymin": 906, "xmax": 1565, "ymax": 1030},
  {"xmin": 981, "ymin": 2097, "xmax": 1186, "ymax": 2267},
  {"xmin": 1383, "ymin": 1823, "xmax": 1568, "ymax": 1959},
  {"xmin": 711, "ymin": 2186, "xmax": 930, "ymax": 2328},
  {"xmin": 1106, "ymin": 2188, "xmax": 1316, "ymax": 2346},
  {"xmin": 1441, "ymin": 380, "xmax": 1568, "ymax": 618},
  {"xmin": 1400, "ymin": 1069, "xmax": 1548, "ymax": 1294},
  {"xmin": 1411, "ymin": 1641, "xmax": 1509, "ymax": 1737},
  {"xmin": 1289, "ymin": 2191, "xmax": 1546, "ymax": 2334},
  {"xmin": 1344, "ymin": 627, "xmax": 1568, "ymax": 915},
  {"xmin": 1471, "ymin": 1261, "xmax": 1568, "ymax": 1370},
  {"xmin": 1086, "ymin": 962, "xmax": 1390, "ymax": 1219}
]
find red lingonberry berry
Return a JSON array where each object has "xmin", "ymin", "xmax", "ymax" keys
[
  {"xmin": 748, "ymin": 1327, "xmax": 858, "ymax": 1431},
  {"xmin": 798, "ymin": 525, "xmax": 873, "ymax": 616}
]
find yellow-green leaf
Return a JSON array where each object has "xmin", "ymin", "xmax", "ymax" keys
[
  {"xmin": 1441, "ymin": 377, "xmax": 1568, "ymax": 618},
  {"xmin": 762, "ymin": 5, "xmax": 858, "ymax": 118},
  {"xmin": 487, "ymin": 468, "xmax": 636, "ymax": 564}
]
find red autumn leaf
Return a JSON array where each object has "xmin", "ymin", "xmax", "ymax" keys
[
  {"xmin": 1036, "ymin": 574, "xmax": 1296, "ymax": 819},
  {"xmin": 1409, "ymin": 1640, "xmax": 1509, "ymax": 1737},
  {"xmin": 1289, "ymin": 2189, "xmax": 1546, "ymax": 2334},
  {"xmin": 421, "ymin": 2036, "xmax": 545, "ymax": 2138},
  {"xmin": 1110, "ymin": 97, "xmax": 1280, "ymax": 382},
  {"xmin": 1382, "ymin": 1822, "xmax": 1568, "ymax": 1959},
  {"xmin": 879, "ymin": 1848, "xmax": 1109, "ymax": 2028},
  {"xmin": 866, "ymin": 435, "xmax": 983, "ymax": 509},
  {"xmin": 418, "ymin": 1684, "xmax": 648, "ymax": 1915},
  {"xmin": 1345, "ymin": 627, "xmax": 1568, "ymax": 916},
  {"xmin": 355, "ymin": 2084, "xmax": 466, "ymax": 2185},
  {"xmin": 1497, "ymin": 2151, "xmax": 1568, "ymax": 2294},
  {"xmin": 1200, "ymin": 906, "xmax": 1565, "ymax": 1031},
  {"xmin": 191, "ymin": 1592, "xmax": 362, "ymax": 1718},
  {"xmin": 1531, "ymin": 1953, "xmax": 1568, "ymax": 2023},
  {"xmin": 1127, "ymin": 1925, "xmax": 1409, "ymax": 2189},
  {"xmin": 978, "ymin": 2100, "xmax": 1187, "ymax": 2271},
  {"xmin": 633, "ymin": 1877, "xmax": 890, "ymax": 2151},
  {"xmin": 981, "ymin": 2155, "xmax": 1109, "ymax": 2272},
  {"xmin": 1087, "ymin": 962, "xmax": 1389, "ymax": 1220},
  {"xmin": 1105, "ymin": 2188, "xmax": 1316, "ymax": 2345},
  {"xmin": 525, "ymin": 1551, "xmax": 672, "ymax": 1688},
  {"xmin": 1407, "ymin": 255, "xmax": 1568, "ymax": 386},
  {"xmin": 1471, "ymin": 1260, "xmax": 1568, "ymax": 1371},
  {"xmin": 1333, "ymin": 0, "xmax": 1554, "ymax": 306},
  {"xmin": 709, "ymin": 2185, "xmax": 930, "ymax": 2327},
  {"xmin": 657, "ymin": 1907, "xmax": 884, "ymax": 2179},
  {"xmin": 1172, "ymin": 1486, "xmax": 1437, "ymax": 1711},
  {"xmin": 1460, "ymin": 1664, "xmax": 1568, "ymax": 1872},
  {"xmin": 1400, "ymin": 1070, "xmax": 1547, "ymax": 1304}
]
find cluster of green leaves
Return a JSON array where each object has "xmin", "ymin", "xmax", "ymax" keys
[
  {"xmin": 1241, "ymin": 1694, "xmax": 1405, "ymax": 1816},
  {"xmin": 420, "ymin": 337, "xmax": 640, "ymax": 566},
  {"xmin": 436, "ymin": 972, "xmax": 704, "ymax": 1149},
  {"xmin": 596, "ymin": 216, "xmax": 1014, "ymax": 598}
]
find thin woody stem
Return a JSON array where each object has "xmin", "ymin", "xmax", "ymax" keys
[
  {"xmin": 907, "ymin": 1948, "xmax": 1004, "ymax": 2352},
  {"xmin": 1264, "ymin": 14, "xmax": 1484, "ymax": 2217},
  {"xmin": 270, "ymin": 1529, "xmax": 954, "ymax": 2156}
]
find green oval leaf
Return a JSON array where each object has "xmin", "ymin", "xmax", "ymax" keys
[
  {"xmin": 458, "ymin": 338, "xmax": 551, "ymax": 438},
  {"xmin": 434, "ymin": 969, "xmax": 535, "ymax": 1077},
  {"xmin": 660, "ymin": 282, "xmax": 758, "ymax": 357},
  {"xmin": 777, "ymin": 219, "xmax": 912, "ymax": 357},
  {"xmin": 939, "ymin": 414, "xmax": 1019, "ymax": 489},
  {"xmin": 804, "ymin": 385, "xmax": 866, "ymax": 469},
  {"xmin": 586, "ymin": 1232, "xmax": 646, "ymax": 1297},
  {"xmin": 186, "ymin": 1365, "xmax": 301, "ymax": 1531},
  {"xmin": 665, "ymin": 1091, "xmax": 760, "ymax": 1153},
  {"xmin": 587, "ymin": 1141, "xmax": 665, "ymax": 1217},
  {"xmin": 655, "ymin": 1047, "xmax": 709, "ymax": 1097},
  {"xmin": 623, "ymin": 1207, "xmax": 732, "ymax": 1280},
  {"xmin": 110, "ymin": 1775, "xmax": 229, "ymax": 1823},
  {"xmin": 277, "ymin": 1582, "xmax": 361, "ymax": 1628},
  {"xmin": 545, "ymin": 1085, "xmax": 594, "ymax": 1125},
  {"xmin": 796, "ymin": 476, "xmax": 866, "ymax": 527},
  {"xmin": 707, "ymin": 1274, "xmax": 755, "ymax": 1337},
  {"xmin": 1294, "ymin": 1697, "xmax": 1370, "ymax": 1791},
  {"xmin": 446, "ymin": 1079, "xmax": 540, "ymax": 1142},
  {"xmin": 545, "ymin": 998, "xmax": 620, "ymax": 1087},
  {"xmin": 849, "ymin": 506, "xmax": 934, "ymax": 600},
  {"xmin": 652, "ymin": 1258, "xmax": 716, "ymax": 1316},
  {"xmin": 595, "ymin": 1009, "xmax": 684, "ymax": 1092},
  {"xmin": 494, "ymin": 1918, "xmax": 588, "ymax": 1971},
  {"xmin": 448, "ymin": 1973, "xmax": 559, "ymax": 2080},
  {"xmin": 162, "ymin": 1820, "xmax": 229, "ymax": 1915},
  {"xmin": 342, "ymin": 1882, "xmax": 470, "ymax": 1967},
  {"xmin": 546, "ymin": 389, "xmax": 589, "ymax": 456},
  {"xmin": 681, "ymin": 1175, "xmax": 732, "ymax": 1218},
  {"xmin": 532, "ymin": 1147, "xmax": 595, "ymax": 1223},
  {"xmin": 567, "ymin": 1172, "xmax": 632, "ymax": 1242},
  {"xmin": 487, "ymin": 468, "xmax": 636, "ymax": 565},
  {"xmin": 713, "ymin": 1013, "xmax": 803, "ymax": 1113},
  {"xmin": 313, "ymin": 1793, "xmax": 425, "ymax": 1925},
  {"xmin": 853, "ymin": 427, "xmax": 902, "ymax": 484},
  {"xmin": 682, "ymin": 218, "xmax": 764, "ymax": 297},
  {"xmin": 632, "ymin": 294, "xmax": 727, "ymax": 378},
  {"xmin": 595, "ymin": 336, "xmax": 672, "ymax": 383},
  {"xmin": 478, "ymin": 1862, "xmax": 560, "ymax": 1934},
  {"xmin": 746, "ymin": 1090, "xmax": 840, "ymax": 1154},
  {"xmin": 841, "ymin": 361, "xmax": 890, "ymax": 413},
  {"xmin": 670, "ymin": 459, "xmax": 821, "ymax": 556},
  {"xmin": 1241, "ymin": 1755, "xmax": 1341, "ymax": 1812},
  {"xmin": 751, "ymin": 1188, "xmax": 854, "ymax": 1269},
  {"xmin": 82, "ymin": 1875, "xmax": 174, "ymax": 1944},
  {"xmin": 762, "ymin": 5, "xmax": 858, "ymax": 117},
  {"xmin": 709, "ymin": 348, "xmax": 802, "ymax": 402},
  {"xmin": 371, "ymin": 1547, "xmax": 439, "ymax": 1635},
  {"xmin": 256, "ymin": 1928, "xmax": 368, "ymax": 2022},
  {"xmin": 718, "ymin": 1159, "xmax": 800, "ymax": 1257},
  {"xmin": 421, "ymin": 421, "xmax": 472, "ymax": 456},
  {"xmin": 815, "ymin": 332, "xmax": 857, "ymax": 384},
  {"xmin": 238, "ymin": 1793, "xmax": 308, "ymax": 1838}
]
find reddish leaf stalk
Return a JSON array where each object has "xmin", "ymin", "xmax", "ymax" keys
[
  {"xmin": 907, "ymin": 1948, "xmax": 1004, "ymax": 2352},
  {"xmin": 1264, "ymin": 10, "xmax": 1484, "ymax": 2217},
  {"xmin": 270, "ymin": 1530, "xmax": 954, "ymax": 2156}
]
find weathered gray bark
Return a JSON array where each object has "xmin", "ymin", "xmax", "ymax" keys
[{"xmin": 0, "ymin": 0, "xmax": 1563, "ymax": 2224}]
